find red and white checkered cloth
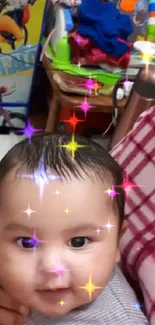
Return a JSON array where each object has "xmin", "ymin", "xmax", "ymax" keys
[{"xmin": 111, "ymin": 105, "xmax": 155, "ymax": 325}]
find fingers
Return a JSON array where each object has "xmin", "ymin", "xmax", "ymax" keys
[
  {"xmin": 0, "ymin": 287, "xmax": 30, "ymax": 325},
  {"xmin": 0, "ymin": 288, "xmax": 26, "ymax": 314},
  {"xmin": 0, "ymin": 307, "xmax": 25, "ymax": 325}
]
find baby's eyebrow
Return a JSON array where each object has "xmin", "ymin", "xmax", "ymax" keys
[
  {"xmin": 3, "ymin": 222, "xmax": 99, "ymax": 233},
  {"xmin": 3, "ymin": 222, "xmax": 33, "ymax": 232}
]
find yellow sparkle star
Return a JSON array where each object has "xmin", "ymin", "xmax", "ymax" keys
[
  {"xmin": 93, "ymin": 81, "xmax": 102, "ymax": 95},
  {"xmin": 64, "ymin": 208, "xmax": 70, "ymax": 214},
  {"xmin": 135, "ymin": 52, "xmax": 155, "ymax": 73},
  {"xmin": 79, "ymin": 276, "xmax": 102, "ymax": 301},
  {"xmin": 77, "ymin": 61, "xmax": 81, "ymax": 68},
  {"xmin": 59, "ymin": 300, "xmax": 65, "ymax": 306},
  {"xmin": 105, "ymin": 187, "xmax": 112, "ymax": 195},
  {"xmin": 60, "ymin": 133, "xmax": 86, "ymax": 159}
]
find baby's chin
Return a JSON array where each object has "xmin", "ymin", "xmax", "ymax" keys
[{"xmin": 30, "ymin": 302, "xmax": 76, "ymax": 317}]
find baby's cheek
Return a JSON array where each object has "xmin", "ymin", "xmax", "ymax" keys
[{"xmin": 0, "ymin": 248, "xmax": 36, "ymax": 302}]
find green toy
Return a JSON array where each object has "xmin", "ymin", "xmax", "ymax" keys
[{"xmin": 45, "ymin": 36, "xmax": 124, "ymax": 86}]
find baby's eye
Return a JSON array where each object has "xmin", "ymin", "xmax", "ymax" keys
[
  {"xmin": 16, "ymin": 237, "xmax": 38, "ymax": 249},
  {"xmin": 68, "ymin": 237, "xmax": 89, "ymax": 248}
]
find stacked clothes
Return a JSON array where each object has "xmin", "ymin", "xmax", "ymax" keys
[{"xmin": 69, "ymin": 0, "xmax": 134, "ymax": 69}]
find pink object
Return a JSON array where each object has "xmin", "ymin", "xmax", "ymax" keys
[
  {"xmin": 69, "ymin": 31, "xmax": 132, "ymax": 68},
  {"xmin": 40, "ymin": 27, "xmax": 56, "ymax": 62},
  {"xmin": 111, "ymin": 105, "xmax": 155, "ymax": 325}
]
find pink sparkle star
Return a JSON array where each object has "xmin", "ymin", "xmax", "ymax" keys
[
  {"xmin": 76, "ymin": 97, "xmax": 95, "ymax": 117},
  {"xmin": 82, "ymin": 76, "xmax": 95, "ymax": 95},
  {"xmin": 115, "ymin": 172, "xmax": 141, "ymax": 198},
  {"xmin": 95, "ymin": 227, "xmax": 102, "ymax": 235},
  {"xmin": 105, "ymin": 185, "xmax": 120, "ymax": 200},
  {"xmin": 51, "ymin": 258, "xmax": 68, "ymax": 283}
]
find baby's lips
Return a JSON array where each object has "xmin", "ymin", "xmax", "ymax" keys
[{"xmin": 18, "ymin": 305, "xmax": 30, "ymax": 316}]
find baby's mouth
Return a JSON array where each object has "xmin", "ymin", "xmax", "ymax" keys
[{"xmin": 37, "ymin": 287, "xmax": 71, "ymax": 299}]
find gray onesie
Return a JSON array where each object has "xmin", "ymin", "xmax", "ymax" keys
[{"xmin": 25, "ymin": 266, "xmax": 149, "ymax": 325}]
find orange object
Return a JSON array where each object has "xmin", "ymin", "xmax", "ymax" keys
[
  {"xmin": 0, "ymin": 15, "xmax": 22, "ymax": 41},
  {"xmin": 22, "ymin": 5, "xmax": 30, "ymax": 25},
  {"xmin": 150, "ymin": 12, "xmax": 155, "ymax": 18},
  {"xmin": 118, "ymin": 0, "xmax": 139, "ymax": 13}
]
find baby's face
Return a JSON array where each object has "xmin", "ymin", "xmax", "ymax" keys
[{"xmin": 0, "ymin": 171, "xmax": 121, "ymax": 316}]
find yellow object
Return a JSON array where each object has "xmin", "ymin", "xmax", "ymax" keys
[{"xmin": 136, "ymin": 35, "xmax": 145, "ymax": 41}]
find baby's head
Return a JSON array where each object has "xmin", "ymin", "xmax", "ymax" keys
[{"xmin": 0, "ymin": 133, "xmax": 126, "ymax": 316}]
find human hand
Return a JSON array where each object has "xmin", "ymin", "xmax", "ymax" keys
[{"xmin": 0, "ymin": 286, "xmax": 30, "ymax": 325}]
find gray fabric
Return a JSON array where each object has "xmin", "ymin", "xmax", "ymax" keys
[{"xmin": 25, "ymin": 266, "xmax": 149, "ymax": 325}]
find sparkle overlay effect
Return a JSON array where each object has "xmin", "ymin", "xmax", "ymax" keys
[
  {"xmin": 51, "ymin": 258, "xmax": 69, "ymax": 284},
  {"xmin": 76, "ymin": 97, "xmax": 95, "ymax": 118},
  {"xmin": 79, "ymin": 276, "xmax": 102, "ymax": 301},
  {"xmin": 59, "ymin": 300, "xmax": 65, "ymax": 306},
  {"xmin": 19, "ymin": 156, "xmax": 62, "ymax": 198},
  {"xmin": 54, "ymin": 190, "xmax": 61, "ymax": 196},
  {"xmin": 82, "ymin": 76, "xmax": 95, "ymax": 95},
  {"xmin": 115, "ymin": 172, "xmax": 141, "ymax": 198},
  {"xmin": 18, "ymin": 119, "xmax": 42, "ymax": 141},
  {"xmin": 22, "ymin": 204, "xmax": 36, "ymax": 219},
  {"xmin": 64, "ymin": 208, "xmax": 70, "ymax": 214},
  {"xmin": 30, "ymin": 230, "xmax": 48, "ymax": 253},
  {"xmin": 63, "ymin": 111, "xmax": 85, "ymax": 131},
  {"xmin": 105, "ymin": 185, "xmax": 120, "ymax": 200},
  {"xmin": 102, "ymin": 220, "xmax": 115, "ymax": 234},
  {"xmin": 95, "ymin": 227, "xmax": 102, "ymax": 235},
  {"xmin": 59, "ymin": 133, "xmax": 87, "ymax": 159},
  {"xmin": 93, "ymin": 80, "xmax": 102, "ymax": 96}
]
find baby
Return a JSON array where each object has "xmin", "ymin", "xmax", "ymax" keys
[{"xmin": 0, "ymin": 133, "xmax": 148, "ymax": 325}]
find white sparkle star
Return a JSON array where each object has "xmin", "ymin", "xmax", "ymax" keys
[
  {"xmin": 102, "ymin": 220, "xmax": 115, "ymax": 233},
  {"xmin": 54, "ymin": 190, "xmax": 61, "ymax": 196},
  {"xmin": 23, "ymin": 204, "xmax": 36, "ymax": 219}
]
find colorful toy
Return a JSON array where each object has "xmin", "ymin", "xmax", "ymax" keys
[
  {"xmin": 46, "ymin": 36, "xmax": 123, "ymax": 86},
  {"xmin": 46, "ymin": 3, "xmax": 123, "ymax": 86},
  {"xmin": 0, "ymin": 0, "xmax": 46, "ymax": 132},
  {"xmin": 0, "ymin": 0, "xmax": 37, "ymax": 50},
  {"xmin": 147, "ymin": 0, "xmax": 155, "ymax": 41},
  {"xmin": 50, "ymin": 5, "xmax": 73, "ymax": 52}
]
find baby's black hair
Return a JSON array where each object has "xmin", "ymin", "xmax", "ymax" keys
[{"xmin": 0, "ymin": 133, "xmax": 125, "ymax": 230}]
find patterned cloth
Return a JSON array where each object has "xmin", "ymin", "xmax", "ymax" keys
[
  {"xmin": 110, "ymin": 105, "xmax": 155, "ymax": 325},
  {"xmin": 25, "ymin": 266, "xmax": 148, "ymax": 325}
]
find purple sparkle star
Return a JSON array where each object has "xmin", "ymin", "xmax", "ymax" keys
[
  {"xmin": 105, "ymin": 185, "xmax": 120, "ymax": 200},
  {"xmin": 31, "ymin": 229, "xmax": 47, "ymax": 253},
  {"xmin": 76, "ymin": 97, "xmax": 95, "ymax": 117},
  {"xmin": 17, "ymin": 119, "xmax": 42, "ymax": 141}
]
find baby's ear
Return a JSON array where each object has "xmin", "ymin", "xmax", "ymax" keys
[{"xmin": 120, "ymin": 220, "xmax": 128, "ymax": 238}]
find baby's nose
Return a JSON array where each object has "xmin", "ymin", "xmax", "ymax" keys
[{"xmin": 38, "ymin": 246, "xmax": 68, "ymax": 275}]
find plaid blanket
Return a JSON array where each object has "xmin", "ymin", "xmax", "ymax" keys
[{"xmin": 110, "ymin": 105, "xmax": 155, "ymax": 325}]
